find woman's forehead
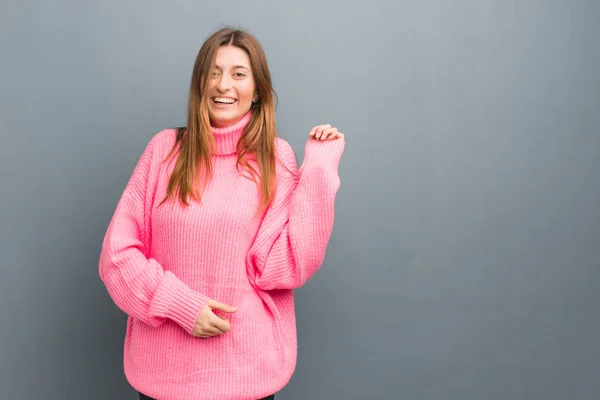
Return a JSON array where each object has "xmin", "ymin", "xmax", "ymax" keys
[{"xmin": 213, "ymin": 46, "xmax": 251, "ymax": 69}]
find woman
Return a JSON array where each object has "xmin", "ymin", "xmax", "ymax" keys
[{"xmin": 99, "ymin": 26, "xmax": 345, "ymax": 400}]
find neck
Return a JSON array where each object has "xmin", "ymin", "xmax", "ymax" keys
[{"xmin": 210, "ymin": 111, "xmax": 252, "ymax": 155}]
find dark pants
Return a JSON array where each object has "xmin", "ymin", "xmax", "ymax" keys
[{"xmin": 138, "ymin": 392, "xmax": 274, "ymax": 400}]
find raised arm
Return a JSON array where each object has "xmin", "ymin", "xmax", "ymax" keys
[{"xmin": 246, "ymin": 131, "xmax": 345, "ymax": 290}]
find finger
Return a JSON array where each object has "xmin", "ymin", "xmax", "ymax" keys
[
  {"xmin": 206, "ymin": 326, "xmax": 225, "ymax": 335},
  {"xmin": 315, "ymin": 127, "xmax": 323, "ymax": 140},
  {"xmin": 318, "ymin": 124, "xmax": 333, "ymax": 140},
  {"xmin": 312, "ymin": 125, "xmax": 321, "ymax": 140},
  {"xmin": 316, "ymin": 127, "xmax": 328, "ymax": 140},
  {"xmin": 309, "ymin": 126, "xmax": 319, "ymax": 139},
  {"xmin": 329, "ymin": 131, "xmax": 344, "ymax": 140},
  {"xmin": 200, "ymin": 325, "xmax": 221, "ymax": 336},
  {"xmin": 212, "ymin": 317, "xmax": 231, "ymax": 333},
  {"xmin": 310, "ymin": 125, "xmax": 325, "ymax": 139},
  {"xmin": 193, "ymin": 330, "xmax": 212, "ymax": 338},
  {"xmin": 327, "ymin": 128, "xmax": 339, "ymax": 140},
  {"xmin": 213, "ymin": 311, "xmax": 230, "ymax": 322},
  {"xmin": 208, "ymin": 300, "xmax": 237, "ymax": 313},
  {"xmin": 321, "ymin": 128, "xmax": 337, "ymax": 141}
]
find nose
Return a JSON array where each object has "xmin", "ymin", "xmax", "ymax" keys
[{"xmin": 216, "ymin": 73, "xmax": 232, "ymax": 93}]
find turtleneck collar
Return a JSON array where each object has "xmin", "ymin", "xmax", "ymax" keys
[{"xmin": 210, "ymin": 111, "xmax": 252, "ymax": 155}]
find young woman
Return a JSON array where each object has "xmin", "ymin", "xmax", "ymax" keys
[{"xmin": 99, "ymin": 27, "xmax": 345, "ymax": 400}]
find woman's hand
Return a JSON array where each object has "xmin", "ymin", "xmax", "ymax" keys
[
  {"xmin": 309, "ymin": 124, "xmax": 345, "ymax": 141},
  {"xmin": 192, "ymin": 299, "xmax": 237, "ymax": 338}
]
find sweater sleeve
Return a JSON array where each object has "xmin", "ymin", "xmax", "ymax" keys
[
  {"xmin": 246, "ymin": 138, "xmax": 345, "ymax": 290},
  {"xmin": 99, "ymin": 133, "xmax": 210, "ymax": 334}
]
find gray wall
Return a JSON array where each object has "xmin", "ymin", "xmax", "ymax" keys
[{"xmin": 1, "ymin": 0, "xmax": 599, "ymax": 399}]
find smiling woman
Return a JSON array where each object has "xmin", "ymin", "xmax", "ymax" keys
[
  {"xmin": 208, "ymin": 46, "xmax": 258, "ymax": 128},
  {"xmin": 98, "ymin": 26, "xmax": 345, "ymax": 400}
]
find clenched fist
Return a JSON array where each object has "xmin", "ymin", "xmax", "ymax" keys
[
  {"xmin": 309, "ymin": 124, "xmax": 345, "ymax": 141},
  {"xmin": 192, "ymin": 299, "xmax": 237, "ymax": 338}
]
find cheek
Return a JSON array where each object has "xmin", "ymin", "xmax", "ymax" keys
[{"xmin": 240, "ymin": 81, "xmax": 256, "ymax": 103}]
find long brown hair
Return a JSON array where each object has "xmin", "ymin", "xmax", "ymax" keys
[{"xmin": 160, "ymin": 27, "xmax": 278, "ymax": 215}]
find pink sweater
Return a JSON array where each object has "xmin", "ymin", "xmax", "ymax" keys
[{"xmin": 99, "ymin": 112, "xmax": 345, "ymax": 400}]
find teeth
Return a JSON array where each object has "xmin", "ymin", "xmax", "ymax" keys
[{"xmin": 213, "ymin": 97, "xmax": 236, "ymax": 104}]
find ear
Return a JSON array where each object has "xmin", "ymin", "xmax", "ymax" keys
[{"xmin": 253, "ymin": 92, "xmax": 259, "ymax": 103}]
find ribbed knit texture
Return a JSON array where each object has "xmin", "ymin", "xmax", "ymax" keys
[{"xmin": 99, "ymin": 111, "xmax": 345, "ymax": 400}]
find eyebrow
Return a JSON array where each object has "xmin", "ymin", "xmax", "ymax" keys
[{"xmin": 214, "ymin": 64, "xmax": 251, "ymax": 71}]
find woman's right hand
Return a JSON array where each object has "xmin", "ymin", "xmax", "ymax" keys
[{"xmin": 192, "ymin": 300, "xmax": 237, "ymax": 338}]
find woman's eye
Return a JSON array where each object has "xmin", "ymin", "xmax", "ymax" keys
[{"xmin": 234, "ymin": 73, "xmax": 246, "ymax": 77}]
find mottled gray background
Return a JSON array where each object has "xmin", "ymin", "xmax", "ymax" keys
[{"xmin": 1, "ymin": 0, "xmax": 599, "ymax": 399}]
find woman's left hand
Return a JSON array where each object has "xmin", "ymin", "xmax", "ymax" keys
[{"xmin": 309, "ymin": 124, "xmax": 345, "ymax": 141}]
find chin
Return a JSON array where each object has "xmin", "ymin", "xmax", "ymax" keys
[
  {"xmin": 209, "ymin": 110, "xmax": 247, "ymax": 127},
  {"xmin": 210, "ymin": 114, "xmax": 232, "ymax": 124}
]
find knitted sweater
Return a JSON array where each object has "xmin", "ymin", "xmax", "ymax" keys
[{"xmin": 99, "ymin": 112, "xmax": 345, "ymax": 400}]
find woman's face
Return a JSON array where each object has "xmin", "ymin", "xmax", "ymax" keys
[{"xmin": 207, "ymin": 45, "xmax": 257, "ymax": 128}]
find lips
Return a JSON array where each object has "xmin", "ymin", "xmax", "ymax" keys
[{"xmin": 212, "ymin": 97, "xmax": 237, "ymax": 104}]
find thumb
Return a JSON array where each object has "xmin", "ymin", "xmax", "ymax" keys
[{"xmin": 208, "ymin": 300, "xmax": 237, "ymax": 313}]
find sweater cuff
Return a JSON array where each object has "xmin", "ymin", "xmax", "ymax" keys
[
  {"xmin": 148, "ymin": 271, "xmax": 210, "ymax": 334},
  {"xmin": 302, "ymin": 138, "xmax": 345, "ymax": 171}
]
